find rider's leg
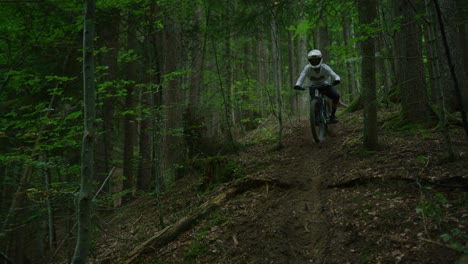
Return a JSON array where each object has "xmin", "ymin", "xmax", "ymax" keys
[{"xmin": 325, "ymin": 87, "xmax": 340, "ymax": 122}]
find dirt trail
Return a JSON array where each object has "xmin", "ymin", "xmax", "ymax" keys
[
  {"xmin": 272, "ymin": 124, "xmax": 332, "ymax": 263},
  {"xmin": 218, "ymin": 121, "xmax": 342, "ymax": 263}
]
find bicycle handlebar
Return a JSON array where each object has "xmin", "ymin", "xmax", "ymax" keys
[
  {"xmin": 294, "ymin": 81, "xmax": 339, "ymax": 91},
  {"xmin": 305, "ymin": 83, "xmax": 334, "ymax": 90}
]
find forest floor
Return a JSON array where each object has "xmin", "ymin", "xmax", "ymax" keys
[{"xmin": 93, "ymin": 107, "xmax": 468, "ymax": 264}]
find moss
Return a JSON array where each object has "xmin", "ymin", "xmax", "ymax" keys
[{"xmin": 343, "ymin": 94, "xmax": 363, "ymax": 113}]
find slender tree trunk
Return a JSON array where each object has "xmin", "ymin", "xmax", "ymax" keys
[
  {"xmin": 423, "ymin": 1, "xmax": 439, "ymax": 102},
  {"xmin": 378, "ymin": 5, "xmax": 395, "ymax": 99},
  {"xmin": 288, "ymin": 30, "xmax": 298, "ymax": 115},
  {"xmin": 425, "ymin": 0, "xmax": 455, "ymax": 160},
  {"xmin": 185, "ymin": 2, "xmax": 205, "ymax": 157},
  {"xmin": 433, "ymin": 0, "xmax": 468, "ymax": 137},
  {"xmin": 95, "ymin": 9, "xmax": 119, "ymax": 186},
  {"xmin": 456, "ymin": 0, "xmax": 468, "ymax": 109},
  {"xmin": 343, "ymin": 17, "xmax": 356, "ymax": 102},
  {"xmin": 257, "ymin": 33, "xmax": 267, "ymax": 117},
  {"xmin": 223, "ymin": 0, "xmax": 235, "ymax": 144},
  {"xmin": 72, "ymin": 0, "xmax": 96, "ymax": 262},
  {"xmin": 160, "ymin": 18, "xmax": 186, "ymax": 182},
  {"xmin": 358, "ymin": 0, "xmax": 378, "ymax": 149},
  {"xmin": 296, "ymin": 34, "xmax": 308, "ymax": 116},
  {"xmin": 136, "ymin": 2, "xmax": 159, "ymax": 192},
  {"xmin": 436, "ymin": 0, "xmax": 466, "ymax": 113},
  {"xmin": 1, "ymin": 166, "xmax": 32, "ymax": 264},
  {"xmin": 43, "ymin": 159, "xmax": 57, "ymax": 249},
  {"xmin": 271, "ymin": 9, "xmax": 283, "ymax": 148},
  {"xmin": 123, "ymin": 9, "xmax": 138, "ymax": 193},
  {"xmin": 188, "ymin": 4, "xmax": 203, "ymax": 110},
  {"xmin": 138, "ymin": 88, "xmax": 153, "ymax": 191}
]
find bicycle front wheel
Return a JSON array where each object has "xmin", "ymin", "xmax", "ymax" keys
[{"xmin": 310, "ymin": 99, "xmax": 326, "ymax": 142}]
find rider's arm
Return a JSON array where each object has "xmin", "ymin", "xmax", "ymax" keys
[
  {"xmin": 322, "ymin": 64, "xmax": 340, "ymax": 83},
  {"xmin": 295, "ymin": 64, "xmax": 312, "ymax": 87}
]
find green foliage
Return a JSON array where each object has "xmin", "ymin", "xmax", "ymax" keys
[
  {"xmin": 417, "ymin": 189, "xmax": 468, "ymax": 254},
  {"xmin": 184, "ymin": 239, "xmax": 208, "ymax": 264},
  {"xmin": 441, "ymin": 229, "xmax": 468, "ymax": 254},
  {"xmin": 94, "ymin": 189, "xmax": 132, "ymax": 208},
  {"xmin": 184, "ymin": 212, "xmax": 225, "ymax": 263},
  {"xmin": 416, "ymin": 191, "xmax": 447, "ymax": 224},
  {"xmin": 242, "ymin": 119, "xmax": 280, "ymax": 145},
  {"xmin": 192, "ymin": 156, "xmax": 244, "ymax": 192}
]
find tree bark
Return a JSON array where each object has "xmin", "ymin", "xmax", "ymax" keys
[
  {"xmin": 137, "ymin": 1, "xmax": 159, "ymax": 191},
  {"xmin": 424, "ymin": 0, "xmax": 455, "ymax": 160},
  {"xmin": 395, "ymin": 0, "xmax": 432, "ymax": 125},
  {"xmin": 343, "ymin": 17, "xmax": 356, "ymax": 102},
  {"xmin": 123, "ymin": 8, "xmax": 138, "ymax": 193},
  {"xmin": 271, "ymin": 8, "xmax": 283, "ymax": 149},
  {"xmin": 95, "ymin": 8, "xmax": 120, "ymax": 187},
  {"xmin": 437, "ymin": 0, "xmax": 466, "ymax": 113},
  {"xmin": 184, "ymin": 2, "xmax": 205, "ymax": 157},
  {"xmin": 72, "ymin": 0, "xmax": 96, "ymax": 262},
  {"xmin": 160, "ymin": 16, "xmax": 186, "ymax": 182},
  {"xmin": 288, "ymin": 30, "xmax": 298, "ymax": 115},
  {"xmin": 357, "ymin": 0, "xmax": 378, "ymax": 149},
  {"xmin": 223, "ymin": 0, "xmax": 235, "ymax": 146},
  {"xmin": 314, "ymin": 16, "xmax": 329, "ymax": 61},
  {"xmin": 433, "ymin": 0, "xmax": 468, "ymax": 137}
]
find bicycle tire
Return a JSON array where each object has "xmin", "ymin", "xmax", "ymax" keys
[
  {"xmin": 310, "ymin": 98, "xmax": 326, "ymax": 142},
  {"xmin": 324, "ymin": 98, "xmax": 332, "ymax": 133}
]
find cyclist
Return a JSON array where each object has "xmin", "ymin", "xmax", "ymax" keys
[{"xmin": 293, "ymin": 49, "xmax": 341, "ymax": 123}]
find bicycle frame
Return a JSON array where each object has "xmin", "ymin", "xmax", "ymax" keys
[{"xmin": 306, "ymin": 84, "xmax": 333, "ymax": 143}]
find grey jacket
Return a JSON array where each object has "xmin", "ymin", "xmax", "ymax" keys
[{"xmin": 295, "ymin": 63, "xmax": 340, "ymax": 87}]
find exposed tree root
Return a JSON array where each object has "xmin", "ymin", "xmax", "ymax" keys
[{"xmin": 120, "ymin": 176, "xmax": 290, "ymax": 264}]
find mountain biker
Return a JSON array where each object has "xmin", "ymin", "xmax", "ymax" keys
[{"xmin": 293, "ymin": 49, "xmax": 341, "ymax": 123}]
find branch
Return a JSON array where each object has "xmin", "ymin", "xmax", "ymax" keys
[{"xmin": 120, "ymin": 176, "xmax": 290, "ymax": 263}]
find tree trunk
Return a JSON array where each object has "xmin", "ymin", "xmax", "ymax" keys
[
  {"xmin": 456, "ymin": 0, "xmax": 468, "ymax": 112},
  {"xmin": 223, "ymin": 0, "xmax": 235, "ymax": 145},
  {"xmin": 136, "ymin": 2, "xmax": 159, "ymax": 192},
  {"xmin": 437, "ymin": 0, "xmax": 466, "ymax": 113},
  {"xmin": 137, "ymin": 87, "xmax": 153, "ymax": 191},
  {"xmin": 160, "ymin": 18, "xmax": 186, "ymax": 182},
  {"xmin": 257, "ymin": 34, "xmax": 268, "ymax": 117},
  {"xmin": 433, "ymin": 0, "xmax": 468, "ymax": 137},
  {"xmin": 343, "ymin": 17, "xmax": 356, "ymax": 102},
  {"xmin": 395, "ymin": 0, "xmax": 432, "ymax": 125},
  {"xmin": 271, "ymin": 8, "xmax": 283, "ymax": 149},
  {"xmin": 358, "ymin": 0, "xmax": 378, "ymax": 149},
  {"xmin": 424, "ymin": 0, "xmax": 455, "ymax": 160},
  {"xmin": 95, "ymin": 8, "xmax": 119, "ymax": 187},
  {"xmin": 378, "ymin": 4, "xmax": 396, "ymax": 100},
  {"xmin": 123, "ymin": 9, "xmax": 138, "ymax": 193},
  {"xmin": 72, "ymin": 0, "xmax": 96, "ymax": 262},
  {"xmin": 288, "ymin": 30, "xmax": 298, "ymax": 115},
  {"xmin": 43, "ymin": 158, "xmax": 57, "ymax": 249},
  {"xmin": 314, "ymin": 16, "xmax": 329, "ymax": 60},
  {"xmin": 184, "ymin": 2, "xmax": 205, "ymax": 157},
  {"xmin": 296, "ymin": 34, "xmax": 308, "ymax": 116}
]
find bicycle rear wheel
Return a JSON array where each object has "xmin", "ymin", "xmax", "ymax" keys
[{"xmin": 310, "ymin": 99, "xmax": 326, "ymax": 142}]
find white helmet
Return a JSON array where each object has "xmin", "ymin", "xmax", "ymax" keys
[{"xmin": 307, "ymin": 49, "xmax": 323, "ymax": 69}]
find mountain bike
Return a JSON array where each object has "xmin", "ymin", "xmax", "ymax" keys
[{"xmin": 296, "ymin": 83, "xmax": 335, "ymax": 143}]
